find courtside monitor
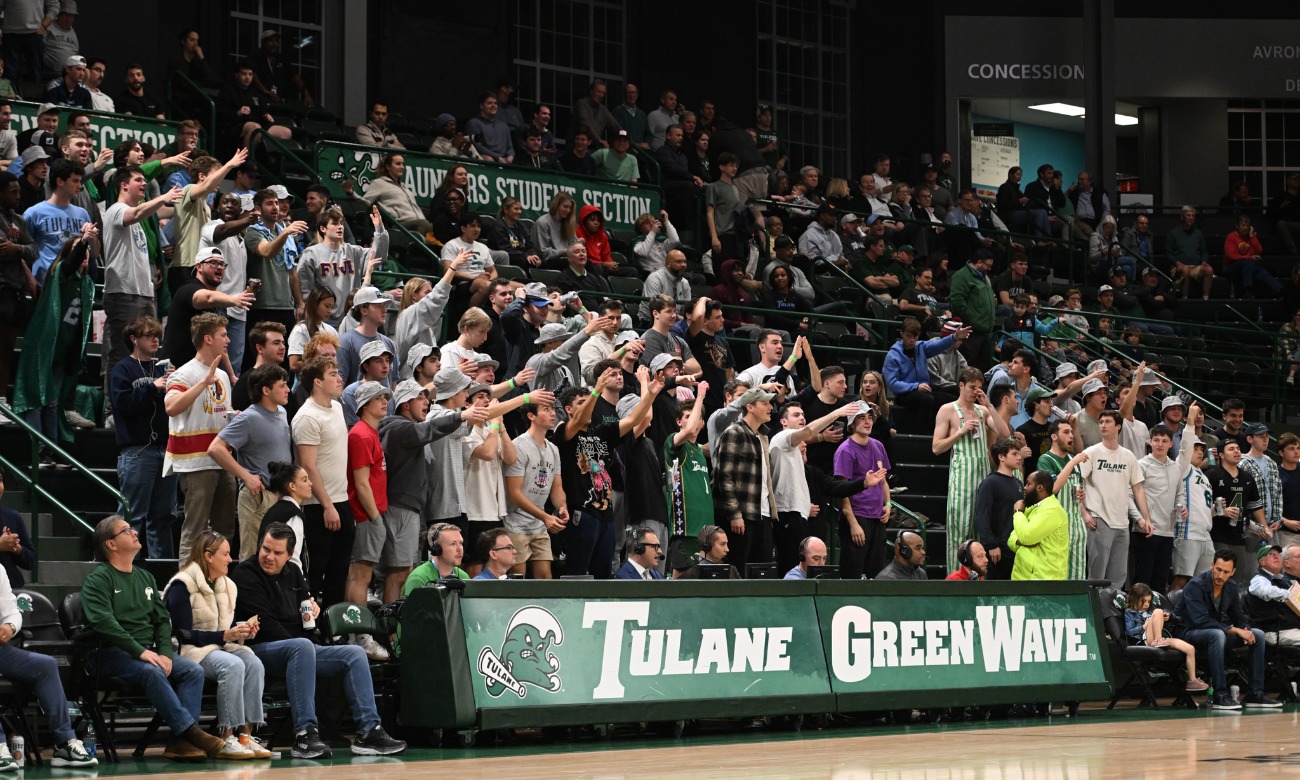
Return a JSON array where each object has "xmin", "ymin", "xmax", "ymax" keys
[
  {"xmin": 807, "ymin": 565, "xmax": 840, "ymax": 580},
  {"xmin": 745, "ymin": 563, "xmax": 778, "ymax": 579}
]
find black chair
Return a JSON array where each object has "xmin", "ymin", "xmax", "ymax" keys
[{"xmin": 1099, "ymin": 589, "xmax": 1199, "ymax": 710}]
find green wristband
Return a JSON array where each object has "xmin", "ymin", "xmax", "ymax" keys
[
  {"xmin": 508, "ymin": 378, "xmax": 516, "ymax": 390},
  {"xmin": 523, "ymin": 393, "xmax": 530, "ymax": 404},
  {"xmin": 590, "ymin": 388, "xmax": 600, "ymax": 397}
]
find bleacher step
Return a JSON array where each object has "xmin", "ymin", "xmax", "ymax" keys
[{"xmin": 37, "ymin": 560, "xmax": 96, "ymax": 586}]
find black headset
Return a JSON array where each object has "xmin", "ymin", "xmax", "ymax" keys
[
  {"xmin": 631, "ymin": 526, "xmax": 652, "ymax": 556},
  {"xmin": 798, "ymin": 536, "xmax": 813, "ymax": 563},
  {"xmin": 429, "ymin": 523, "xmax": 453, "ymax": 558},
  {"xmin": 898, "ymin": 531, "xmax": 916, "ymax": 560},
  {"xmin": 958, "ymin": 540, "xmax": 973, "ymax": 569},
  {"xmin": 699, "ymin": 525, "xmax": 719, "ymax": 553}
]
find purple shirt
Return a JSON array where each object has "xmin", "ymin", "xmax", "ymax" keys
[{"xmin": 834, "ymin": 436, "xmax": 891, "ymax": 519}]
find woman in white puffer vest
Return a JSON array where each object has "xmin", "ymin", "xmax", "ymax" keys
[{"xmin": 164, "ymin": 530, "xmax": 272, "ymax": 759}]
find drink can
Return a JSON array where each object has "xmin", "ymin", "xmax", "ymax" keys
[
  {"xmin": 300, "ymin": 599, "xmax": 316, "ymax": 630},
  {"xmin": 248, "ymin": 278, "xmax": 262, "ymax": 295},
  {"xmin": 1230, "ymin": 684, "xmax": 1240, "ymax": 701},
  {"xmin": 10, "ymin": 736, "xmax": 22, "ymax": 767},
  {"xmin": 1213, "ymin": 497, "xmax": 1227, "ymax": 517}
]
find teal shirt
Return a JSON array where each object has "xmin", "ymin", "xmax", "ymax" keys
[
  {"xmin": 591, "ymin": 148, "xmax": 640, "ymax": 182},
  {"xmin": 81, "ymin": 563, "xmax": 174, "ymax": 658}
]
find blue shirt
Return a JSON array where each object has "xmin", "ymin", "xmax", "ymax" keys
[
  {"xmin": 472, "ymin": 569, "xmax": 504, "ymax": 580},
  {"xmin": 25, "ymin": 200, "xmax": 92, "ymax": 285},
  {"xmin": 783, "ymin": 565, "xmax": 807, "ymax": 580}
]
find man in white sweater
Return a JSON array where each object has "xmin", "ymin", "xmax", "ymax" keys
[{"xmin": 1129, "ymin": 410, "xmax": 1198, "ymax": 591}]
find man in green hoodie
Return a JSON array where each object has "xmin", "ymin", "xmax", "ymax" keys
[
  {"xmin": 949, "ymin": 248, "xmax": 996, "ymax": 367},
  {"xmin": 81, "ymin": 515, "xmax": 226, "ymax": 761}
]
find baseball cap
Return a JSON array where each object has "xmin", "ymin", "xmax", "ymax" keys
[
  {"xmin": 1097, "ymin": 284, "xmax": 1114, "ymax": 293},
  {"xmin": 523, "ymin": 282, "xmax": 550, "ymax": 305},
  {"xmin": 353, "ymin": 381, "xmax": 391, "ymax": 410},
  {"xmin": 866, "ymin": 214, "xmax": 881, "ymax": 225},
  {"xmin": 194, "ymin": 246, "xmax": 223, "ymax": 265},
  {"xmin": 20, "ymin": 146, "xmax": 49, "ymax": 167},
  {"xmin": 940, "ymin": 319, "xmax": 963, "ymax": 336},
  {"xmin": 260, "ymin": 29, "xmax": 280, "ymax": 41},
  {"xmin": 1046, "ymin": 294, "xmax": 1065, "ymax": 307},
  {"xmin": 616, "ymin": 393, "xmax": 641, "ymax": 419},
  {"xmin": 1026, "ymin": 385, "xmax": 1056, "ymax": 404},
  {"xmin": 613, "ymin": 129, "xmax": 629, "ymax": 141},
  {"xmin": 37, "ymin": 103, "xmax": 59, "ymax": 117},
  {"xmin": 391, "ymin": 379, "xmax": 428, "ymax": 408},
  {"xmin": 64, "ymin": 55, "xmax": 86, "ymax": 68},
  {"xmin": 649, "ymin": 353, "xmax": 682, "ymax": 373},
  {"xmin": 613, "ymin": 331, "xmax": 639, "ymax": 348},
  {"xmin": 895, "ymin": 244, "xmax": 915, "ymax": 255},
  {"xmin": 846, "ymin": 400, "xmax": 877, "ymax": 425},
  {"xmin": 774, "ymin": 234, "xmax": 796, "ymax": 248},
  {"xmin": 736, "ymin": 387, "xmax": 776, "ymax": 407},
  {"xmin": 433, "ymin": 366, "xmax": 472, "ymax": 401},
  {"xmin": 433, "ymin": 113, "xmax": 456, "ymax": 132},
  {"xmin": 1244, "ymin": 422, "xmax": 1270, "ymax": 436},
  {"xmin": 268, "ymin": 184, "xmax": 294, "ymax": 202},
  {"xmin": 1081, "ymin": 378, "xmax": 1106, "ymax": 396},
  {"xmin": 1054, "ymin": 362, "xmax": 1080, "ymax": 380},
  {"xmin": 358, "ymin": 340, "xmax": 394, "ymax": 365},
  {"xmin": 404, "ymin": 343, "xmax": 436, "ymax": 380},
  {"xmin": 1109, "ymin": 266, "xmax": 1127, "ymax": 278},
  {"xmin": 1160, "ymin": 395, "xmax": 1186, "ymax": 411},
  {"xmin": 817, "ymin": 202, "xmax": 837, "ymax": 216},
  {"xmin": 1257, "ymin": 544, "xmax": 1282, "ymax": 562},
  {"xmin": 465, "ymin": 382, "xmax": 492, "ymax": 401},
  {"xmin": 534, "ymin": 322, "xmax": 571, "ymax": 345},
  {"xmin": 840, "ymin": 213, "xmax": 861, "ymax": 226},
  {"xmin": 352, "ymin": 286, "xmax": 394, "ymax": 307}
]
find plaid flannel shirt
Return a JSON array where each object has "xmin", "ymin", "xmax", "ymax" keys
[{"xmin": 711, "ymin": 419, "xmax": 779, "ymax": 523}]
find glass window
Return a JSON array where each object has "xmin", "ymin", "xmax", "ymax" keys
[
  {"xmin": 757, "ymin": 0, "xmax": 852, "ymax": 177},
  {"xmin": 1229, "ymin": 104, "xmax": 1300, "ymax": 205},
  {"xmin": 230, "ymin": 0, "xmax": 323, "ymax": 101}
]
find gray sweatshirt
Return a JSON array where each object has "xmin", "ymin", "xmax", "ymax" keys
[
  {"xmin": 526, "ymin": 330, "xmax": 593, "ymax": 394},
  {"xmin": 395, "ymin": 278, "xmax": 452, "ymax": 360},
  {"xmin": 377, "ymin": 407, "xmax": 465, "ymax": 513},
  {"xmin": 297, "ymin": 225, "xmax": 389, "ymax": 321}
]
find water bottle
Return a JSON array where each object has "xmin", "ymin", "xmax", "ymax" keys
[
  {"xmin": 1207, "ymin": 446, "xmax": 1217, "ymax": 467},
  {"xmin": 84, "ymin": 722, "xmax": 96, "ymax": 759}
]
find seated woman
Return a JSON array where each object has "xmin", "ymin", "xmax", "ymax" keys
[
  {"xmin": 762, "ymin": 262, "xmax": 818, "ymax": 341},
  {"xmin": 426, "ymin": 165, "xmax": 470, "ymax": 248},
  {"xmin": 489, "ymin": 196, "xmax": 541, "ymax": 269},
  {"xmin": 361, "ymin": 152, "xmax": 432, "ymax": 237},
  {"xmin": 164, "ymin": 531, "xmax": 271, "ymax": 759},
  {"xmin": 530, "ymin": 191, "xmax": 578, "ymax": 269}
]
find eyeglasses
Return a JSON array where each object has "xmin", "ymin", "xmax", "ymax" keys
[
  {"xmin": 113, "ymin": 526, "xmax": 137, "ymax": 538},
  {"xmin": 203, "ymin": 260, "xmax": 228, "ymax": 269},
  {"xmin": 491, "ymin": 546, "xmax": 516, "ymax": 553},
  {"xmin": 642, "ymin": 543, "xmax": 663, "ymax": 549}
]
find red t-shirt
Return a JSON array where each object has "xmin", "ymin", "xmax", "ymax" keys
[{"xmin": 347, "ymin": 421, "xmax": 387, "ymax": 521}]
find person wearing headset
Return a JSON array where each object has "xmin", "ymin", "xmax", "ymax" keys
[
  {"xmin": 614, "ymin": 527, "xmax": 666, "ymax": 580},
  {"xmin": 782, "ymin": 536, "xmax": 828, "ymax": 579},
  {"xmin": 945, "ymin": 539, "xmax": 988, "ymax": 581},
  {"xmin": 674, "ymin": 525, "xmax": 741, "ymax": 579},
  {"xmin": 876, "ymin": 530, "xmax": 927, "ymax": 580},
  {"xmin": 402, "ymin": 523, "xmax": 471, "ymax": 592}
]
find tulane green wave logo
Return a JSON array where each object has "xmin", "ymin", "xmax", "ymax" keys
[{"xmin": 477, "ymin": 606, "xmax": 564, "ymax": 698}]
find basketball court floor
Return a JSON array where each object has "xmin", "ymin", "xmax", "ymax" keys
[{"xmin": 12, "ymin": 705, "xmax": 1300, "ymax": 779}]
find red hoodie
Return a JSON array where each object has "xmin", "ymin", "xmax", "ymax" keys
[{"xmin": 577, "ymin": 204, "xmax": 614, "ymax": 268}]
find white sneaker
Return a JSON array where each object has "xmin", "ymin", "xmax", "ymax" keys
[
  {"xmin": 355, "ymin": 633, "xmax": 390, "ymax": 661},
  {"xmin": 0, "ymin": 744, "xmax": 16, "ymax": 772},
  {"xmin": 0, "ymin": 397, "xmax": 11, "ymax": 424},
  {"xmin": 65, "ymin": 409, "xmax": 96, "ymax": 429},
  {"xmin": 104, "ymin": 413, "xmax": 116, "ymax": 430},
  {"xmin": 216, "ymin": 734, "xmax": 256, "ymax": 760}
]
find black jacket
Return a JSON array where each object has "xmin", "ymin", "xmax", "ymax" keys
[
  {"xmin": 654, "ymin": 144, "xmax": 693, "ymax": 183},
  {"xmin": 231, "ymin": 557, "xmax": 314, "ymax": 644},
  {"xmin": 1175, "ymin": 569, "xmax": 1251, "ymax": 633}
]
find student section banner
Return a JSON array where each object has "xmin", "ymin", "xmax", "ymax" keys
[
  {"xmin": 10, "ymin": 100, "xmax": 181, "ymax": 153},
  {"xmin": 400, "ymin": 581, "xmax": 1112, "ymax": 730},
  {"xmin": 314, "ymin": 141, "xmax": 661, "ymax": 234}
]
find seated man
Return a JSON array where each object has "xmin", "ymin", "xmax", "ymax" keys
[
  {"xmin": 945, "ymin": 540, "xmax": 988, "ymax": 581},
  {"xmin": 876, "ymin": 531, "xmax": 927, "ymax": 580},
  {"xmin": 1246, "ymin": 544, "xmax": 1300, "ymax": 646},
  {"xmin": 614, "ymin": 527, "xmax": 666, "ymax": 580},
  {"xmin": 0, "ymin": 567, "xmax": 97, "ymax": 768},
  {"xmin": 783, "ymin": 536, "xmax": 828, "ymax": 580},
  {"xmin": 1174, "ymin": 548, "xmax": 1282, "ymax": 710},
  {"xmin": 81, "ymin": 516, "xmax": 224, "ymax": 761},
  {"xmin": 674, "ymin": 525, "xmax": 741, "ymax": 579},
  {"xmin": 472, "ymin": 528, "xmax": 517, "ymax": 580},
  {"xmin": 232, "ymin": 523, "xmax": 406, "ymax": 758},
  {"xmin": 404, "ymin": 523, "xmax": 471, "ymax": 588}
]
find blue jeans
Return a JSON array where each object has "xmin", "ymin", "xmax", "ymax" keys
[
  {"xmin": 0, "ymin": 643, "xmax": 76, "ymax": 743},
  {"xmin": 561, "ymin": 510, "xmax": 614, "ymax": 578},
  {"xmin": 1225, "ymin": 257, "xmax": 1282, "ymax": 295},
  {"xmin": 89, "ymin": 646, "xmax": 205, "ymax": 734},
  {"xmin": 117, "ymin": 443, "xmax": 178, "ymax": 559},
  {"xmin": 226, "ymin": 319, "xmax": 247, "ymax": 377},
  {"xmin": 251, "ymin": 638, "xmax": 380, "ymax": 735},
  {"xmin": 200, "ymin": 649, "xmax": 265, "ymax": 730},
  {"xmin": 1182, "ymin": 627, "xmax": 1266, "ymax": 693}
]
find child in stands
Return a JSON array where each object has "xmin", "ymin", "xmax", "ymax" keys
[{"xmin": 1124, "ymin": 582, "xmax": 1208, "ymax": 692}]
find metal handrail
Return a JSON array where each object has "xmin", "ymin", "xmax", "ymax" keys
[
  {"xmin": 164, "ymin": 69, "xmax": 217, "ymax": 146},
  {"xmin": 0, "ymin": 401, "xmax": 128, "ymax": 580}
]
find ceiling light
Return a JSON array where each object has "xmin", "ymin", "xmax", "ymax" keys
[
  {"xmin": 1029, "ymin": 103, "xmax": 1085, "ymax": 117},
  {"xmin": 1114, "ymin": 114, "xmax": 1138, "ymax": 126}
]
